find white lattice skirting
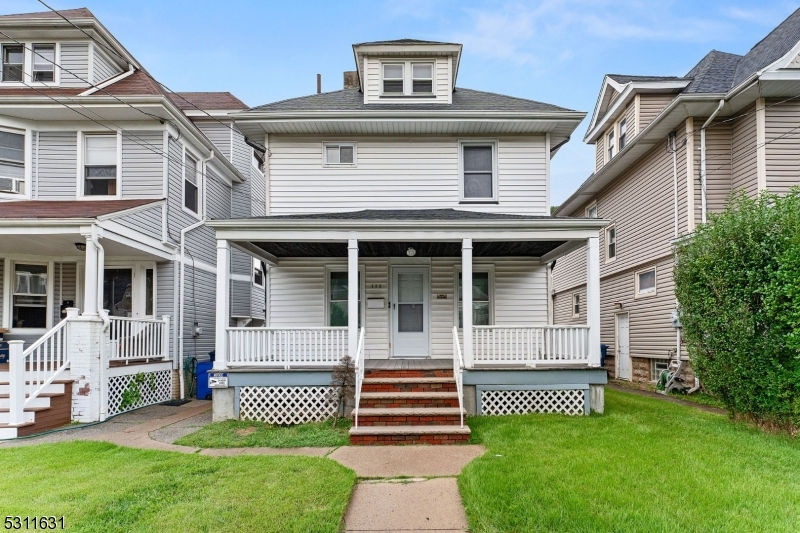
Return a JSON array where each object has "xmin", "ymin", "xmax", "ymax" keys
[
  {"xmin": 481, "ymin": 389, "xmax": 585, "ymax": 416},
  {"xmin": 239, "ymin": 386, "xmax": 337, "ymax": 425},
  {"xmin": 107, "ymin": 370, "xmax": 173, "ymax": 416}
]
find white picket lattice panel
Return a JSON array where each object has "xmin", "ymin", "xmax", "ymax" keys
[
  {"xmin": 481, "ymin": 389, "xmax": 585, "ymax": 416},
  {"xmin": 107, "ymin": 370, "xmax": 172, "ymax": 416},
  {"xmin": 239, "ymin": 386, "xmax": 337, "ymax": 425}
]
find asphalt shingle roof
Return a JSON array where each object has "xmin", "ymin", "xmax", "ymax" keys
[
  {"xmin": 169, "ymin": 92, "xmax": 248, "ymax": 110},
  {"xmin": 0, "ymin": 7, "xmax": 94, "ymax": 20},
  {"xmin": 244, "ymin": 208, "xmax": 566, "ymax": 221},
  {"xmin": 606, "ymin": 75, "xmax": 690, "ymax": 84},
  {"xmin": 0, "ymin": 199, "xmax": 160, "ymax": 219},
  {"xmin": 683, "ymin": 50, "xmax": 743, "ymax": 93},
  {"xmin": 246, "ymin": 87, "xmax": 574, "ymax": 113},
  {"xmin": 733, "ymin": 7, "xmax": 800, "ymax": 87}
]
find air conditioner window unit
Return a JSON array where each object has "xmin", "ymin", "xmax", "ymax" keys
[{"xmin": 0, "ymin": 176, "xmax": 24, "ymax": 194}]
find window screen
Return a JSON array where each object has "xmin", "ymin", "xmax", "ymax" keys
[
  {"xmin": 2, "ymin": 45, "xmax": 23, "ymax": 82},
  {"xmin": 325, "ymin": 143, "xmax": 354, "ymax": 165},
  {"xmin": 463, "ymin": 145, "xmax": 493, "ymax": 199},
  {"xmin": 412, "ymin": 63, "xmax": 433, "ymax": 93},
  {"xmin": 84, "ymin": 135, "xmax": 117, "ymax": 196},
  {"xmin": 33, "ymin": 44, "xmax": 55, "ymax": 82}
]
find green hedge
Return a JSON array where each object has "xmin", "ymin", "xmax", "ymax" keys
[{"xmin": 674, "ymin": 189, "xmax": 800, "ymax": 429}]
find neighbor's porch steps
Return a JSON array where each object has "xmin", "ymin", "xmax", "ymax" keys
[
  {"xmin": 0, "ymin": 366, "xmax": 73, "ymax": 439},
  {"xmin": 350, "ymin": 367, "xmax": 469, "ymax": 445}
]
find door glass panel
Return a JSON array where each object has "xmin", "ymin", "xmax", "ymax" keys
[
  {"xmin": 145, "ymin": 268, "xmax": 154, "ymax": 316},
  {"xmin": 398, "ymin": 304, "xmax": 423, "ymax": 332},
  {"xmin": 104, "ymin": 268, "xmax": 133, "ymax": 317},
  {"xmin": 397, "ymin": 273, "xmax": 423, "ymax": 303}
]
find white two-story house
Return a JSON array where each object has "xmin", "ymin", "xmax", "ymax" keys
[
  {"xmin": 0, "ymin": 8, "xmax": 266, "ymax": 437},
  {"xmin": 208, "ymin": 39, "xmax": 608, "ymax": 444}
]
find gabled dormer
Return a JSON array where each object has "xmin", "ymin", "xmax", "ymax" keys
[{"xmin": 352, "ymin": 39, "xmax": 462, "ymax": 105}]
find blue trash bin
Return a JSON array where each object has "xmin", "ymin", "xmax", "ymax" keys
[
  {"xmin": 196, "ymin": 360, "xmax": 213, "ymax": 400},
  {"xmin": 600, "ymin": 344, "xmax": 609, "ymax": 368}
]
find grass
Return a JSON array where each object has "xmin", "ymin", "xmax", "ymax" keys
[
  {"xmin": 0, "ymin": 441, "xmax": 355, "ymax": 533},
  {"xmin": 459, "ymin": 388, "xmax": 800, "ymax": 533},
  {"xmin": 611, "ymin": 379, "xmax": 727, "ymax": 410},
  {"xmin": 175, "ymin": 418, "xmax": 352, "ymax": 448}
]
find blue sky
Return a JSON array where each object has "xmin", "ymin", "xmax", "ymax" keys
[{"xmin": 7, "ymin": 0, "xmax": 800, "ymax": 204}]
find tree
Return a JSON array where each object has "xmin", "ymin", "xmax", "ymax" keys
[
  {"xmin": 673, "ymin": 189, "xmax": 800, "ymax": 430},
  {"xmin": 328, "ymin": 355, "xmax": 356, "ymax": 428}
]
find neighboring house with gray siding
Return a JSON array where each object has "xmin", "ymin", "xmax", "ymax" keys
[
  {"xmin": 0, "ymin": 8, "xmax": 267, "ymax": 435},
  {"xmin": 553, "ymin": 9, "xmax": 800, "ymax": 383}
]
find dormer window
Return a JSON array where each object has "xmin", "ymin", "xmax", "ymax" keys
[
  {"xmin": 382, "ymin": 64, "xmax": 404, "ymax": 93},
  {"xmin": 412, "ymin": 63, "xmax": 433, "ymax": 94},
  {"xmin": 32, "ymin": 45, "xmax": 55, "ymax": 82},
  {"xmin": 2, "ymin": 45, "xmax": 23, "ymax": 82}
]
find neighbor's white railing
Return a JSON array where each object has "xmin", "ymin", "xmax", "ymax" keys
[
  {"xmin": 452, "ymin": 326, "xmax": 465, "ymax": 428},
  {"xmin": 472, "ymin": 325, "xmax": 590, "ymax": 366},
  {"xmin": 353, "ymin": 327, "xmax": 366, "ymax": 428},
  {"xmin": 107, "ymin": 316, "xmax": 170, "ymax": 364},
  {"xmin": 227, "ymin": 327, "xmax": 349, "ymax": 368},
  {"xmin": 8, "ymin": 318, "xmax": 71, "ymax": 426}
]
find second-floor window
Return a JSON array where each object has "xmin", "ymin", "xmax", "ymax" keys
[
  {"xmin": 618, "ymin": 119, "xmax": 627, "ymax": 151},
  {"xmin": 382, "ymin": 64, "xmax": 404, "ymax": 94},
  {"xmin": 84, "ymin": 134, "xmax": 117, "ymax": 196},
  {"xmin": 461, "ymin": 142, "xmax": 497, "ymax": 202},
  {"xmin": 586, "ymin": 204, "xmax": 598, "ymax": 218},
  {"xmin": 184, "ymin": 153, "xmax": 199, "ymax": 214},
  {"xmin": 32, "ymin": 44, "xmax": 55, "ymax": 82},
  {"xmin": 572, "ymin": 293, "xmax": 581, "ymax": 318},
  {"xmin": 606, "ymin": 225, "xmax": 616, "ymax": 262},
  {"xmin": 2, "ymin": 45, "xmax": 23, "ymax": 82},
  {"xmin": 607, "ymin": 130, "xmax": 615, "ymax": 161},
  {"xmin": 323, "ymin": 142, "xmax": 356, "ymax": 165},
  {"xmin": 0, "ymin": 129, "xmax": 25, "ymax": 195},
  {"xmin": 412, "ymin": 63, "xmax": 433, "ymax": 94}
]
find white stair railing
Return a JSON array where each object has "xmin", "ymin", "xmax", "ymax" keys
[
  {"xmin": 107, "ymin": 316, "xmax": 170, "ymax": 364},
  {"xmin": 353, "ymin": 327, "xmax": 366, "ymax": 428},
  {"xmin": 452, "ymin": 326, "xmax": 465, "ymax": 428},
  {"xmin": 8, "ymin": 318, "xmax": 70, "ymax": 426}
]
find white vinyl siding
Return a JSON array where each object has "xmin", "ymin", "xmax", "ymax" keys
[
  {"xmin": 36, "ymin": 132, "xmax": 77, "ymax": 199},
  {"xmin": 267, "ymin": 135, "xmax": 548, "ymax": 215},
  {"xmin": 92, "ymin": 47, "xmax": 122, "ymax": 84},
  {"xmin": 121, "ymin": 131, "xmax": 163, "ymax": 198},
  {"xmin": 115, "ymin": 204, "xmax": 163, "ymax": 240},
  {"xmin": 59, "ymin": 43, "xmax": 90, "ymax": 87},
  {"xmin": 364, "ymin": 56, "xmax": 451, "ymax": 104},
  {"xmin": 52, "ymin": 262, "xmax": 77, "ymax": 326},
  {"xmin": 731, "ymin": 104, "xmax": 759, "ymax": 198},
  {"xmin": 765, "ymin": 99, "xmax": 800, "ymax": 195}
]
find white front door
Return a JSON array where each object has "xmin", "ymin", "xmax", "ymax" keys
[
  {"xmin": 617, "ymin": 312, "xmax": 631, "ymax": 380},
  {"xmin": 392, "ymin": 267, "xmax": 429, "ymax": 357}
]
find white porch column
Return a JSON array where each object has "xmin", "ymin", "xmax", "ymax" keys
[
  {"xmin": 587, "ymin": 236, "xmax": 601, "ymax": 367},
  {"xmin": 83, "ymin": 236, "xmax": 99, "ymax": 316},
  {"xmin": 348, "ymin": 238, "xmax": 358, "ymax": 358},
  {"xmin": 214, "ymin": 240, "xmax": 230, "ymax": 371},
  {"xmin": 462, "ymin": 238, "xmax": 473, "ymax": 367}
]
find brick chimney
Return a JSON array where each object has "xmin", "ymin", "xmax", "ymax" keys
[{"xmin": 343, "ymin": 71, "xmax": 359, "ymax": 90}]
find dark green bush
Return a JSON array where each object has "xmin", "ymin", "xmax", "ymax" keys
[{"xmin": 673, "ymin": 189, "xmax": 800, "ymax": 429}]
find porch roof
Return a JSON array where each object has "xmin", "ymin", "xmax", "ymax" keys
[{"xmin": 0, "ymin": 199, "xmax": 161, "ymax": 220}]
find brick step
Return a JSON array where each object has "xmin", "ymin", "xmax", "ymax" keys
[
  {"xmin": 364, "ymin": 369, "xmax": 453, "ymax": 379},
  {"xmin": 356, "ymin": 407, "xmax": 465, "ymax": 426},
  {"xmin": 361, "ymin": 377, "xmax": 457, "ymax": 393},
  {"xmin": 359, "ymin": 391, "xmax": 460, "ymax": 409},
  {"xmin": 349, "ymin": 424, "xmax": 471, "ymax": 445}
]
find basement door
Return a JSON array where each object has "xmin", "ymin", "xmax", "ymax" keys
[
  {"xmin": 391, "ymin": 267, "xmax": 429, "ymax": 358},
  {"xmin": 617, "ymin": 312, "xmax": 631, "ymax": 380}
]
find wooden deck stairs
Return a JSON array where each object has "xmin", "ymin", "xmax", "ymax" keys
[
  {"xmin": 0, "ymin": 365, "xmax": 73, "ymax": 439},
  {"xmin": 349, "ymin": 366, "xmax": 470, "ymax": 445}
]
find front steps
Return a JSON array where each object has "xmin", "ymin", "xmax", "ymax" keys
[
  {"xmin": 0, "ymin": 367, "xmax": 73, "ymax": 439},
  {"xmin": 350, "ymin": 367, "xmax": 469, "ymax": 445}
]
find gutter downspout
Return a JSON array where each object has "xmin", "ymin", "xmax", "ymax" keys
[
  {"xmin": 178, "ymin": 150, "xmax": 215, "ymax": 399},
  {"xmin": 700, "ymin": 99, "xmax": 725, "ymax": 224},
  {"xmin": 90, "ymin": 227, "xmax": 111, "ymax": 421}
]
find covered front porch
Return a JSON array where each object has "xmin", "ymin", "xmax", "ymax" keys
[{"xmin": 208, "ymin": 210, "xmax": 608, "ymax": 421}]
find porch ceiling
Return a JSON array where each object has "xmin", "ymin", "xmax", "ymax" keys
[
  {"xmin": 0, "ymin": 233, "xmax": 164, "ymax": 259},
  {"xmin": 252, "ymin": 240, "xmax": 567, "ymax": 258}
]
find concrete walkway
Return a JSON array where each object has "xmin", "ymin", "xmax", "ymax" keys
[{"xmin": 0, "ymin": 400, "xmax": 484, "ymax": 531}]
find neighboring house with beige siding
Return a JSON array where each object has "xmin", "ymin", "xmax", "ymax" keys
[{"xmin": 553, "ymin": 8, "xmax": 800, "ymax": 383}]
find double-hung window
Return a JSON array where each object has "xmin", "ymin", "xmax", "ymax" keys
[
  {"xmin": 328, "ymin": 271, "xmax": 361, "ymax": 327},
  {"xmin": 607, "ymin": 130, "xmax": 615, "ymax": 161},
  {"xmin": 411, "ymin": 63, "xmax": 433, "ymax": 94},
  {"xmin": 618, "ymin": 118, "xmax": 627, "ymax": 151},
  {"xmin": 0, "ymin": 129, "xmax": 25, "ymax": 195},
  {"xmin": 13, "ymin": 263, "xmax": 48, "ymax": 329},
  {"xmin": 253, "ymin": 258, "xmax": 265, "ymax": 288},
  {"xmin": 323, "ymin": 142, "xmax": 355, "ymax": 165},
  {"xmin": 184, "ymin": 153, "xmax": 199, "ymax": 214},
  {"xmin": 458, "ymin": 271, "xmax": 490, "ymax": 328},
  {"xmin": 606, "ymin": 225, "xmax": 616, "ymax": 261},
  {"xmin": 382, "ymin": 64, "xmax": 404, "ymax": 94},
  {"xmin": 32, "ymin": 44, "xmax": 55, "ymax": 82},
  {"xmin": 461, "ymin": 142, "xmax": 497, "ymax": 202},
  {"xmin": 572, "ymin": 293, "xmax": 581, "ymax": 317},
  {"xmin": 84, "ymin": 134, "xmax": 117, "ymax": 196},
  {"xmin": 1, "ymin": 45, "xmax": 23, "ymax": 82}
]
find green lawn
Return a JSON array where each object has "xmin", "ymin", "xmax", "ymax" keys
[
  {"xmin": 175, "ymin": 418, "xmax": 351, "ymax": 448},
  {"xmin": 460, "ymin": 388, "xmax": 800, "ymax": 533},
  {"xmin": 0, "ymin": 441, "xmax": 355, "ymax": 533}
]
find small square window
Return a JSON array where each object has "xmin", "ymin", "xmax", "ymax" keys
[
  {"xmin": 84, "ymin": 135, "xmax": 117, "ymax": 196},
  {"xmin": 412, "ymin": 63, "xmax": 433, "ymax": 94},
  {"xmin": 572, "ymin": 293, "xmax": 581, "ymax": 318},
  {"xmin": 2, "ymin": 45, "xmax": 23, "ymax": 82},
  {"xmin": 323, "ymin": 143, "xmax": 356, "ymax": 165},
  {"xmin": 652, "ymin": 359, "xmax": 669, "ymax": 381},
  {"xmin": 636, "ymin": 268, "xmax": 656, "ymax": 296},
  {"xmin": 606, "ymin": 226, "xmax": 616, "ymax": 261},
  {"xmin": 382, "ymin": 64, "xmax": 404, "ymax": 94},
  {"xmin": 32, "ymin": 44, "xmax": 55, "ymax": 82},
  {"xmin": 586, "ymin": 204, "xmax": 598, "ymax": 219}
]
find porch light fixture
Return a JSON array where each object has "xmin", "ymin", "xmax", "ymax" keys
[
  {"xmin": 406, "ymin": 247, "xmax": 416, "ymax": 257},
  {"xmin": 75, "ymin": 242, "xmax": 86, "ymax": 252}
]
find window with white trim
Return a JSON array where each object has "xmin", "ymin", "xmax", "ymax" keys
[
  {"xmin": 636, "ymin": 267, "xmax": 656, "ymax": 296},
  {"xmin": 84, "ymin": 134, "xmax": 117, "ymax": 196},
  {"xmin": 572, "ymin": 293, "xmax": 581, "ymax": 318},
  {"xmin": 323, "ymin": 142, "xmax": 356, "ymax": 166},
  {"xmin": 328, "ymin": 271, "xmax": 362, "ymax": 327},
  {"xmin": 607, "ymin": 130, "xmax": 615, "ymax": 161},
  {"xmin": 0, "ymin": 129, "xmax": 25, "ymax": 195},
  {"xmin": 145, "ymin": 268, "xmax": 154, "ymax": 317},
  {"xmin": 1, "ymin": 45, "xmax": 23, "ymax": 82},
  {"xmin": 586, "ymin": 203, "xmax": 598, "ymax": 219},
  {"xmin": 606, "ymin": 225, "xmax": 616, "ymax": 261},
  {"xmin": 184, "ymin": 152, "xmax": 199, "ymax": 214},
  {"xmin": 461, "ymin": 141, "xmax": 497, "ymax": 202},
  {"xmin": 13, "ymin": 263, "xmax": 48, "ymax": 329},
  {"xmin": 32, "ymin": 44, "xmax": 55, "ymax": 82},
  {"xmin": 458, "ymin": 271, "xmax": 491, "ymax": 328},
  {"xmin": 253, "ymin": 258, "xmax": 265, "ymax": 288},
  {"xmin": 652, "ymin": 359, "xmax": 669, "ymax": 381},
  {"xmin": 618, "ymin": 118, "xmax": 627, "ymax": 151},
  {"xmin": 382, "ymin": 63, "xmax": 404, "ymax": 94},
  {"xmin": 411, "ymin": 63, "xmax": 433, "ymax": 94}
]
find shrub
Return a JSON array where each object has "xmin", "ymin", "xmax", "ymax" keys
[{"xmin": 673, "ymin": 189, "xmax": 800, "ymax": 430}]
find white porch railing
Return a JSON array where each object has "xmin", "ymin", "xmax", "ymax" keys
[
  {"xmin": 472, "ymin": 325, "xmax": 590, "ymax": 366},
  {"xmin": 107, "ymin": 316, "xmax": 171, "ymax": 364},
  {"xmin": 452, "ymin": 326, "xmax": 465, "ymax": 428},
  {"xmin": 353, "ymin": 327, "xmax": 366, "ymax": 428},
  {"xmin": 227, "ymin": 327, "xmax": 349, "ymax": 368},
  {"xmin": 8, "ymin": 318, "xmax": 70, "ymax": 426}
]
